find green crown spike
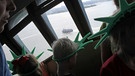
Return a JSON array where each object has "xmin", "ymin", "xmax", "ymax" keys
[
  {"xmin": 95, "ymin": 17, "xmax": 115, "ymax": 23},
  {"xmin": 7, "ymin": 61, "xmax": 13, "ymax": 70},
  {"xmin": 50, "ymin": 32, "xmax": 93, "ymax": 62},
  {"xmin": 31, "ymin": 47, "xmax": 36, "ymax": 54},
  {"xmin": 7, "ymin": 47, "xmax": 44, "ymax": 75},
  {"xmin": 74, "ymin": 32, "xmax": 93, "ymax": 50},
  {"xmin": 47, "ymin": 49, "xmax": 53, "ymax": 52},
  {"xmin": 36, "ymin": 51, "xmax": 44, "ymax": 59},
  {"xmin": 94, "ymin": 33, "xmax": 108, "ymax": 49},
  {"xmin": 120, "ymin": 0, "xmax": 128, "ymax": 11},
  {"xmin": 9, "ymin": 50, "xmax": 19, "ymax": 59},
  {"xmin": 88, "ymin": 0, "xmax": 135, "ymax": 49},
  {"xmin": 74, "ymin": 32, "xmax": 80, "ymax": 43},
  {"xmin": 22, "ymin": 47, "xmax": 26, "ymax": 55}
]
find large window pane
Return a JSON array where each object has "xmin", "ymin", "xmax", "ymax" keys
[
  {"xmin": 83, "ymin": 0, "xmax": 116, "ymax": 33},
  {"xmin": 2, "ymin": 44, "xmax": 13, "ymax": 61},
  {"xmin": 17, "ymin": 22, "xmax": 52, "ymax": 62},
  {"xmin": 46, "ymin": 2, "xmax": 82, "ymax": 41}
]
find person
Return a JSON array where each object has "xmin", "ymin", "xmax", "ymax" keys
[
  {"xmin": 100, "ymin": 23, "xmax": 113, "ymax": 64},
  {"xmin": 12, "ymin": 54, "xmax": 43, "ymax": 76},
  {"xmin": 51, "ymin": 33, "xmax": 93, "ymax": 76},
  {"xmin": 8, "ymin": 47, "xmax": 50, "ymax": 76},
  {"xmin": 0, "ymin": 0, "xmax": 16, "ymax": 76},
  {"xmin": 52, "ymin": 38, "xmax": 78, "ymax": 76},
  {"xmin": 8, "ymin": 47, "xmax": 62, "ymax": 76},
  {"xmin": 7, "ymin": 48, "xmax": 51, "ymax": 76},
  {"xmin": 89, "ymin": 0, "xmax": 135, "ymax": 75},
  {"xmin": 100, "ymin": 0, "xmax": 135, "ymax": 64},
  {"xmin": 41, "ymin": 56, "xmax": 58, "ymax": 76}
]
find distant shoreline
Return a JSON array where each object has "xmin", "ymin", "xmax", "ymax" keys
[{"xmin": 46, "ymin": 0, "xmax": 112, "ymax": 15}]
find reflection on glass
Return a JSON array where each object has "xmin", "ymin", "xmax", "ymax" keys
[
  {"xmin": 35, "ymin": 0, "xmax": 54, "ymax": 6},
  {"xmin": 83, "ymin": 0, "xmax": 116, "ymax": 33},
  {"xmin": 17, "ymin": 22, "xmax": 52, "ymax": 62},
  {"xmin": 46, "ymin": 2, "xmax": 82, "ymax": 41},
  {"xmin": 9, "ymin": 8, "xmax": 28, "ymax": 30},
  {"xmin": 35, "ymin": 0, "xmax": 46, "ymax": 5}
]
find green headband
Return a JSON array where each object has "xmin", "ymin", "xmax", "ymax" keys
[
  {"xmin": 88, "ymin": 0, "xmax": 135, "ymax": 49},
  {"xmin": 7, "ymin": 47, "xmax": 44, "ymax": 75},
  {"xmin": 48, "ymin": 32, "xmax": 93, "ymax": 62}
]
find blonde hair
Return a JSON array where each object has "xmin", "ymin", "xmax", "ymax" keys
[{"xmin": 52, "ymin": 38, "xmax": 78, "ymax": 61}]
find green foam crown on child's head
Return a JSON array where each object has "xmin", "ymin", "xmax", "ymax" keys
[
  {"xmin": 48, "ymin": 32, "xmax": 93, "ymax": 62},
  {"xmin": 88, "ymin": 0, "xmax": 135, "ymax": 49},
  {"xmin": 7, "ymin": 47, "xmax": 44, "ymax": 75}
]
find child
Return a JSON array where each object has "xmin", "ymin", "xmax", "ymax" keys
[
  {"xmin": 51, "ymin": 33, "xmax": 93, "ymax": 76},
  {"xmin": 88, "ymin": 0, "xmax": 135, "ymax": 75},
  {"xmin": 8, "ymin": 47, "xmax": 50, "ymax": 76}
]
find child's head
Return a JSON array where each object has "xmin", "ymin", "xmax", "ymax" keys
[
  {"xmin": 52, "ymin": 38, "xmax": 79, "ymax": 73},
  {"xmin": 12, "ymin": 54, "xmax": 42, "ymax": 76},
  {"xmin": 110, "ymin": 10, "xmax": 135, "ymax": 56},
  {"xmin": 52, "ymin": 38, "xmax": 78, "ymax": 62}
]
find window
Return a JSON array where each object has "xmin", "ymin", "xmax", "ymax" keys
[
  {"xmin": 83, "ymin": 0, "xmax": 116, "ymax": 33},
  {"xmin": 17, "ymin": 22, "xmax": 53, "ymax": 62},
  {"xmin": 8, "ymin": 8, "xmax": 28, "ymax": 30},
  {"xmin": 46, "ymin": 2, "xmax": 82, "ymax": 41},
  {"xmin": 2, "ymin": 44, "xmax": 13, "ymax": 61}
]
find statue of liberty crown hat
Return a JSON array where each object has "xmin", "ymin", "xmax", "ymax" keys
[
  {"xmin": 88, "ymin": 0, "xmax": 135, "ymax": 49},
  {"xmin": 48, "ymin": 32, "xmax": 93, "ymax": 62},
  {"xmin": 7, "ymin": 47, "xmax": 44, "ymax": 75}
]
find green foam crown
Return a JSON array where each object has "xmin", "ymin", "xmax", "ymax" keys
[
  {"xmin": 88, "ymin": 0, "xmax": 135, "ymax": 49},
  {"xmin": 48, "ymin": 32, "xmax": 93, "ymax": 62},
  {"xmin": 7, "ymin": 47, "xmax": 44, "ymax": 74}
]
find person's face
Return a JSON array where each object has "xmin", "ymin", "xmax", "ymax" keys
[{"xmin": 0, "ymin": 0, "xmax": 16, "ymax": 33}]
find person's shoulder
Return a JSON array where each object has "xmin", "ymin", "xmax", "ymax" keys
[
  {"xmin": 100, "ymin": 53, "xmax": 119, "ymax": 76},
  {"xmin": 102, "ymin": 53, "xmax": 118, "ymax": 68}
]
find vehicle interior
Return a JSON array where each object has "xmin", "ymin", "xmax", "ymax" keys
[{"xmin": 0, "ymin": 0, "xmax": 115, "ymax": 76}]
